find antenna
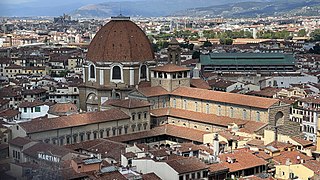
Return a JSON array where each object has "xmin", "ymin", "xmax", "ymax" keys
[{"xmin": 119, "ymin": 3, "xmax": 122, "ymax": 16}]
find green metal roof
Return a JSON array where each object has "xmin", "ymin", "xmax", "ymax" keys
[{"xmin": 200, "ymin": 53, "xmax": 295, "ymax": 66}]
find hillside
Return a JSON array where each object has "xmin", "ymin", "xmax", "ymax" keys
[
  {"xmin": 171, "ymin": 0, "xmax": 320, "ymax": 18},
  {"xmin": 71, "ymin": 0, "xmax": 251, "ymax": 18}
]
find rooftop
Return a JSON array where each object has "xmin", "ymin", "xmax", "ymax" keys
[{"xmin": 201, "ymin": 53, "xmax": 295, "ymax": 66}]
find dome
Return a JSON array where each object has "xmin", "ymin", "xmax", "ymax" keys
[
  {"xmin": 87, "ymin": 16, "xmax": 154, "ymax": 63},
  {"xmin": 48, "ymin": 102, "xmax": 78, "ymax": 116}
]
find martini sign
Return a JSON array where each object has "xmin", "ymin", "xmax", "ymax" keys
[{"xmin": 37, "ymin": 152, "xmax": 61, "ymax": 163}]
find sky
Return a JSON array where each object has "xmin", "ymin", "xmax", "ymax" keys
[{"xmin": 0, "ymin": 0, "xmax": 138, "ymax": 16}]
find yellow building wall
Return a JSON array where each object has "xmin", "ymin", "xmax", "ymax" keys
[{"xmin": 275, "ymin": 164, "xmax": 314, "ymax": 180}]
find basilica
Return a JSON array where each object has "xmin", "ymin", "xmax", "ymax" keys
[{"xmin": 79, "ymin": 16, "xmax": 156, "ymax": 111}]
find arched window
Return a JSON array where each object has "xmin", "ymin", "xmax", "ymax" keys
[
  {"xmin": 140, "ymin": 65, "xmax": 147, "ymax": 79},
  {"xmin": 112, "ymin": 66, "xmax": 121, "ymax": 80},
  {"xmin": 90, "ymin": 64, "xmax": 95, "ymax": 79}
]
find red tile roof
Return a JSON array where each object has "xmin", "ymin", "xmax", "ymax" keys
[
  {"xmin": 303, "ymin": 160, "xmax": 320, "ymax": 175},
  {"xmin": 190, "ymin": 79, "xmax": 211, "ymax": 90},
  {"xmin": 19, "ymin": 109, "xmax": 130, "ymax": 133},
  {"xmin": 171, "ymin": 87, "xmax": 279, "ymax": 109},
  {"xmin": 219, "ymin": 151, "xmax": 268, "ymax": 172},
  {"xmin": 9, "ymin": 137, "xmax": 33, "ymax": 148},
  {"xmin": 273, "ymin": 151, "xmax": 313, "ymax": 165},
  {"xmin": 151, "ymin": 63, "xmax": 190, "ymax": 73},
  {"xmin": 165, "ymin": 156, "xmax": 208, "ymax": 174},
  {"xmin": 108, "ymin": 99, "xmax": 151, "ymax": 109},
  {"xmin": 150, "ymin": 108, "xmax": 247, "ymax": 127},
  {"xmin": 290, "ymin": 136, "xmax": 313, "ymax": 147},
  {"xmin": 137, "ymin": 86, "xmax": 168, "ymax": 97}
]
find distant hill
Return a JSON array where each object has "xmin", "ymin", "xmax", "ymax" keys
[
  {"xmin": 171, "ymin": 0, "xmax": 320, "ymax": 18},
  {"xmin": 71, "ymin": 0, "xmax": 252, "ymax": 18}
]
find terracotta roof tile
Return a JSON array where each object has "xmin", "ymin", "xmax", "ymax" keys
[
  {"xmin": 273, "ymin": 151, "xmax": 313, "ymax": 165},
  {"xmin": 19, "ymin": 101, "xmax": 45, "ymax": 108},
  {"xmin": 165, "ymin": 156, "xmax": 208, "ymax": 174},
  {"xmin": 64, "ymin": 139, "xmax": 127, "ymax": 162},
  {"xmin": 208, "ymin": 163, "xmax": 229, "ymax": 173},
  {"xmin": 87, "ymin": 19, "xmax": 154, "ymax": 63},
  {"xmin": 171, "ymin": 87, "xmax": 279, "ymax": 109},
  {"xmin": 219, "ymin": 151, "xmax": 268, "ymax": 172},
  {"xmin": 303, "ymin": 160, "xmax": 320, "ymax": 175},
  {"xmin": 19, "ymin": 109, "xmax": 130, "ymax": 133},
  {"xmin": 142, "ymin": 173, "xmax": 161, "ymax": 180},
  {"xmin": 151, "ymin": 63, "xmax": 190, "ymax": 73},
  {"xmin": 190, "ymin": 79, "xmax": 211, "ymax": 90},
  {"xmin": 109, "ymin": 99, "xmax": 151, "ymax": 109},
  {"xmin": 0, "ymin": 109, "xmax": 19, "ymax": 119},
  {"xmin": 137, "ymin": 86, "xmax": 168, "ymax": 97},
  {"xmin": 290, "ymin": 136, "xmax": 313, "ymax": 147},
  {"xmin": 48, "ymin": 102, "xmax": 78, "ymax": 116},
  {"xmin": 150, "ymin": 108, "xmax": 247, "ymax": 127},
  {"xmin": 9, "ymin": 137, "xmax": 33, "ymax": 148}
]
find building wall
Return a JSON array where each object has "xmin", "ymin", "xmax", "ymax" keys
[
  {"xmin": 275, "ymin": 164, "xmax": 314, "ymax": 180},
  {"xmin": 13, "ymin": 118, "xmax": 150, "ymax": 146},
  {"xmin": 170, "ymin": 96, "xmax": 270, "ymax": 123},
  {"xmin": 19, "ymin": 105, "xmax": 49, "ymax": 120},
  {"xmin": 133, "ymin": 159, "xmax": 179, "ymax": 180}
]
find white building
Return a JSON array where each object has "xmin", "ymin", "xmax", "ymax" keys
[{"xmin": 18, "ymin": 101, "xmax": 49, "ymax": 120}]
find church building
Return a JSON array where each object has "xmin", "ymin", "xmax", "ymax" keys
[{"xmin": 79, "ymin": 16, "xmax": 156, "ymax": 111}]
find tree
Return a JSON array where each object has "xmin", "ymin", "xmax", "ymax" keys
[
  {"xmin": 202, "ymin": 41, "xmax": 212, "ymax": 47},
  {"xmin": 220, "ymin": 38, "xmax": 233, "ymax": 45},
  {"xmin": 310, "ymin": 29, "xmax": 320, "ymax": 41},
  {"xmin": 297, "ymin": 29, "xmax": 307, "ymax": 37},
  {"xmin": 192, "ymin": 51, "xmax": 201, "ymax": 59},
  {"xmin": 309, "ymin": 43, "xmax": 320, "ymax": 54}
]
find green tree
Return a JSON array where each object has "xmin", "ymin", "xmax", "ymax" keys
[
  {"xmin": 202, "ymin": 41, "xmax": 212, "ymax": 47},
  {"xmin": 297, "ymin": 29, "xmax": 307, "ymax": 37},
  {"xmin": 311, "ymin": 29, "xmax": 320, "ymax": 41},
  {"xmin": 192, "ymin": 51, "xmax": 201, "ymax": 59}
]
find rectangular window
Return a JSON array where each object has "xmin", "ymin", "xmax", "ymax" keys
[
  {"xmin": 66, "ymin": 137, "xmax": 70, "ymax": 144},
  {"xmin": 87, "ymin": 133, "xmax": 90, "ymax": 140},
  {"xmin": 60, "ymin": 138, "xmax": 64, "ymax": 145},
  {"xmin": 31, "ymin": 108, "xmax": 33, "ymax": 113},
  {"xmin": 24, "ymin": 107, "xmax": 27, "ymax": 113},
  {"xmin": 138, "ymin": 113, "xmax": 141, "ymax": 119},
  {"xmin": 93, "ymin": 132, "xmax": 97, "ymax": 139},
  {"xmin": 106, "ymin": 130, "xmax": 110, "ymax": 137},
  {"xmin": 35, "ymin": 106, "xmax": 41, "ymax": 112},
  {"xmin": 73, "ymin": 136, "xmax": 77, "ymax": 143},
  {"xmin": 100, "ymin": 131, "xmax": 103, "ymax": 138},
  {"xmin": 124, "ymin": 127, "xmax": 128, "ymax": 134},
  {"xmin": 144, "ymin": 112, "xmax": 147, "ymax": 119},
  {"xmin": 256, "ymin": 111, "xmax": 260, "ymax": 121},
  {"xmin": 243, "ymin": 109, "xmax": 247, "ymax": 119},
  {"xmin": 195, "ymin": 102, "xmax": 198, "ymax": 112},
  {"xmin": 113, "ymin": 129, "xmax": 116, "ymax": 136},
  {"xmin": 132, "ymin": 113, "xmax": 135, "ymax": 121},
  {"xmin": 119, "ymin": 128, "xmax": 122, "ymax": 135},
  {"xmin": 80, "ymin": 134, "xmax": 84, "ymax": 141},
  {"xmin": 230, "ymin": 107, "xmax": 234, "ymax": 118}
]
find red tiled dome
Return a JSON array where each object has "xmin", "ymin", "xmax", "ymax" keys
[
  {"xmin": 87, "ymin": 18, "xmax": 154, "ymax": 63},
  {"xmin": 48, "ymin": 102, "xmax": 78, "ymax": 116}
]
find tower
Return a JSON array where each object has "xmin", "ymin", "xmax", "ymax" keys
[{"xmin": 167, "ymin": 38, "xmax": 181, "ymax": 66}]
